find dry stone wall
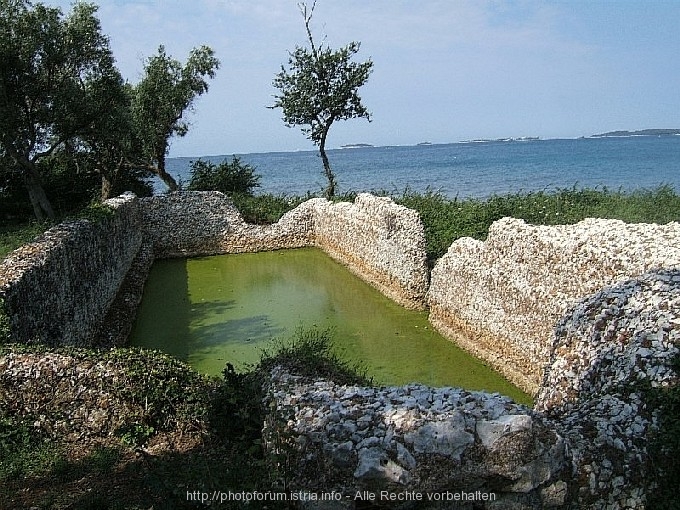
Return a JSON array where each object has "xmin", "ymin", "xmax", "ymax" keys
[
  {"xmin": 0, "ymin": 191, "xmax": 428, "ymax": 346},
  {"xmin": 0, "ymin": 193, "xmax": 142, "ymax": 346},
  {"xmin": 535, "ymin": 269, "xmax": 680, "ymax": 509},
  {"xmin": 264, "ymin": 367, "xmax": 571, "ymax": 509},
  {"xmin": 2, "ymin": 191, "xmax": 678, "ymax": 508},
  {"xmin": 311, "ymin": 194, "xmax": 429, "ymax": 309},
  {"xmin": 264, "ymin": 268, "xmax": 679, "ymax": 509},
  {"xmin": 140, "ymin": 192, "xmax": 429, "ymax": 308},
  {"xmin": 141, "ymin": 191, "xmax": 244, "ymax": 257},
  {"xmin": 428, "ymin": 217, "xmax": 680, "ymax": 395}
]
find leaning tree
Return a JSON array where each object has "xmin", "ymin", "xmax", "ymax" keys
[
  {"xmin": 271, "ymin": 1, "xmax": 373, "ymax": 199},
  {"xmin": 0, "ymin": 1, "xmax": 123, "ymax": 220},
  {"xmin": 131, "ymin": 45, "xmax": 220, "ymax": 191}
]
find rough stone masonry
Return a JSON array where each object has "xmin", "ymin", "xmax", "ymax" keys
[
  {"xmin": 264, "ymin": 269, "xmax": 679, "ymax": 509},
  {"xmin": 1, "ymin": 191, "xmax": 678, "ymax": 508}
]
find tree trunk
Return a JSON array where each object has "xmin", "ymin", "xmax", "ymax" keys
[
  {"xmin": 101, "ymin": 173, "xmax": 113, "ymax": 201},
  {"xmin": 319, "ymin": 131, "xmax": 336, "ymax": 199},
  {"xmin": 155, "ymin": 153, "xmax": 179, "ymax": 192},
  {"xmin": 20, "ymin": 160, "xmax": 55, "ymax": 221}
]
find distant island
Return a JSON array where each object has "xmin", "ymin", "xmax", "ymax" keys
[
  {"xmin": 591, "ymin": 129, "xmax": 680, "ymax": 138},
  {"xmin": 460, "ymin": 136, "xmax": 540, "ymax": 143},
  {"xmin": 340, "ymin": 143, "xmax": 373, "ymax": 149}
]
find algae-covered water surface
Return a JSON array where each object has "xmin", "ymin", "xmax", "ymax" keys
[{"xmin": 129, "ymin": 248, "xmax": 530, "ymax": 403}]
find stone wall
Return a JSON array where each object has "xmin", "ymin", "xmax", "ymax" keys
[
  {"xmin": 535, "ymin": 269, "xmax": 680, "ymax": 509},
  {"xmin": 0, "ymin": 193, "xmax": 142, "ymax": 346},
  {"xmin": 141, "ymin": 191, "xmax": 244, "ymax": 257},
  {"xmin": 0, "ymin": 191, "xmax": 428, "ymax": 346},
  {"xmin": 2, "ymin": 191, "xmax": 678, "ymax": 508},
  {"xmin": 311, "ymin": 194, "xmax": 429, "ymax": 309},
  {"xmin": 428, "ymin": 217, "xmax": 680, "ymax": 395},
  {"xmin": 264, "ymin": 268, "xmax": 679, "ymax": 508},
  {"xmin": 139, "ymin": 192, "xmax": 429, "ymax": 308},
  {"xmin": 264, "ymin": 367, "xmax": 570, "ymax": 508}
]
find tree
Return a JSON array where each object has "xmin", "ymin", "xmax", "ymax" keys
[
  {"xmin": 271, "ymin": 1, "xmax": 373, "ymax": 199},
  {"xmin": 131, "ymin": 45, "xmax": 220, "ymax": 192},
  {"xmin": 77, "ymin": 82, "xmax": 153, "ymax": 201},
  {"xmin": 0, "ymin": 1, "xmax": 123, "ymax": 220}
]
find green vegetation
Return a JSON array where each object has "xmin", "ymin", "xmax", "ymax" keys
[
  {"xmin": 271, "ymin": 1, "xmax": 373, "ymax": 198},
  {"xmin": 396, "ymin": 185, "xmax": 680, "ymax": 263},
  {"xmin": 0, "ymin": 222, "xmax": 49, "ymax": 259},
  {"xmin": 0, "ymin": 329, "xmax": 365, "ymax": 509},
  {"xmin": 186, "ymin": 157, "xmax": 261, "ymax": 196},
  {"xmin": 217, "ymin": 185, "xmax": 680, "ymax": 264},
  {"xmin": 0, "ymin": 1, "xmax": 218, "ymax": 220},
  {"xmin": 3, "ymin": 185, "xmax": 679, "ymax": 262},
  {"xmin": 231, "ymin": 193, "xmax": 309, "ymax": 224}
]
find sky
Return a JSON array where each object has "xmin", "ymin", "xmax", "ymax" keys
[{"xmin": 46, "ymin": 0, "xmax": 680, "ymax": 157}]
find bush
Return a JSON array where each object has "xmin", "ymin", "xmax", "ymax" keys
[
  {"xmin": 231, "ymin": 193, "xmax": 307, "ymax": 224},
  {"xmin": 187, "ymin": 157, "xmax": 261, "ymax": 196}
]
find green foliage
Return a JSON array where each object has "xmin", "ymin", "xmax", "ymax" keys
[
  {"xmin": 0, "ymin": 1, "xmax": 216, "ymax": 217},
  {"xmin": 75, "ymin": 202, "xmax": 116, "ymax": 224},
  {"xmin": 100, "ymin": 348, "xmax": 212, "ymax": 438},
  {"xmin": 0, "ymin": 413, "xmax": 59, "ymax": 482},
  {"xmin": 258, "ymin": 327, "xmax": 371, "ymax": 386},
  {"xmin": 0, "ymin": 1, "xmax": 123, "ymax": 220},
  {"xmin": 187, "ymin": 157, "xmax": 261, "ymax": 196},
  {"xmin": 231, "ymin": 193, "xmax": 308, "ymax": 224},
  {"xmin": 0, "ymin": 222, "xmax": 48, "ymax": 259},
  {"xmin": 1, "ymin": 330, "xmax": 368, "ymax": 507},
  {"xmin": 271, "ymin": 1, "xmax": 373, "ymax": 198},
  {"xmin": 396, "ymin": 185, "xmax": 680, "ymax": 264},
  {"xmin": 132, "ymin": 45, "xmax": 220, "ymax": 191}
]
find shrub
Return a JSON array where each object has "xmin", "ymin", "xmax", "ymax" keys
[
  {"xmin": 187, "ymin": 157, "xmax": 261, "ymax": 196},
  {"xmin": 231, "ymin": 193, "xmax": 307, "ymax": 224}
]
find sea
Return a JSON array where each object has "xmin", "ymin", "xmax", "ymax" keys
[{"xmin": 166, "ymin": 135, "xmax": 680, "ymax": 199}]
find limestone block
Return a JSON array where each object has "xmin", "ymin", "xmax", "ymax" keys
[
  {"xmin": 263, "ymin": 367, "xmax": 569, "ymax": 504},
  {"xmin": 311, "ymin": 193, "xmax": 429, "ymax": 309}
]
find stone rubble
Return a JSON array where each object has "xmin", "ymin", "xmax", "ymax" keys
[
  {"xmin": 264, "ymin": 367, "xmax": 570, "ymax": 508},
  {"xmin": 535, "ymin": 269, "xmax": 680, "ymax": 509},
  {"xmin": 264, "ymin": 268, "xmax": 679, "ymax": 509},
  {"xmin": 0, "ymin": 191, "xmax": 429, "ymax": 346},
  {"xmin": 0, "ymin": 192, "xmax": 142, "ymax": 346},
  {"xmin": 1, "ymin": 192, "xmax": 678, "ymax": 508}
]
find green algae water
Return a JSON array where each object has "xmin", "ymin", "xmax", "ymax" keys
[{"xmin": 129, "ymin": 248, "xmax": 530, "ymax": 404}]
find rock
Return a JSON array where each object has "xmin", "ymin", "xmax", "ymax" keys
[
  {"xmin": 403, "ymin": 414, "xmax": 474, "ymax": 459},
  {"xmin": 262, "ymin": 367, "xmax": 568, "ymax": 506},
  {"xmin": 353, "ymin": 447, "xmax": 411, "ymax": 485},
  {"xmin": 427, "ymin": 218, "xmax": 680, "ymax": 394},
  {"xmin": 476, "ymin": 414, "xmax": 533, "ymax": 450}
]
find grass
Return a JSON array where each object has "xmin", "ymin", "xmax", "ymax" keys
[
  {"xmin": 230, "ymin": 192, "xmax": 309, "ymax": 224},
  {"xmin": 0, "ymin": 329, "xmax": 367, "ymax": 509},
  {"xmin": 0, "ymin": 221, "xmax": 52, "ymax": 259},
  {"xmin": 3, "ymin": 186, "xmax": 679, "ymax": 263},
  {"xmin": 2, "ymin": 186, "xmax": 679, "ymax": 507},
  {"xmin": 395, "ymin": 184, "xmax": 680, "ymax": 263},
  {"xmin": 218, "ymin": 185, "xmax": 680, "ymax": 265},
  {"xmin": 0, "ymin": 201, "xmax": 115, "ymax": 260}
]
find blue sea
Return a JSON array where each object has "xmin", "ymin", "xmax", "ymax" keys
[{"xmin": 167, "ymin": 136, "xmax": 680, "ymax": 198}]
